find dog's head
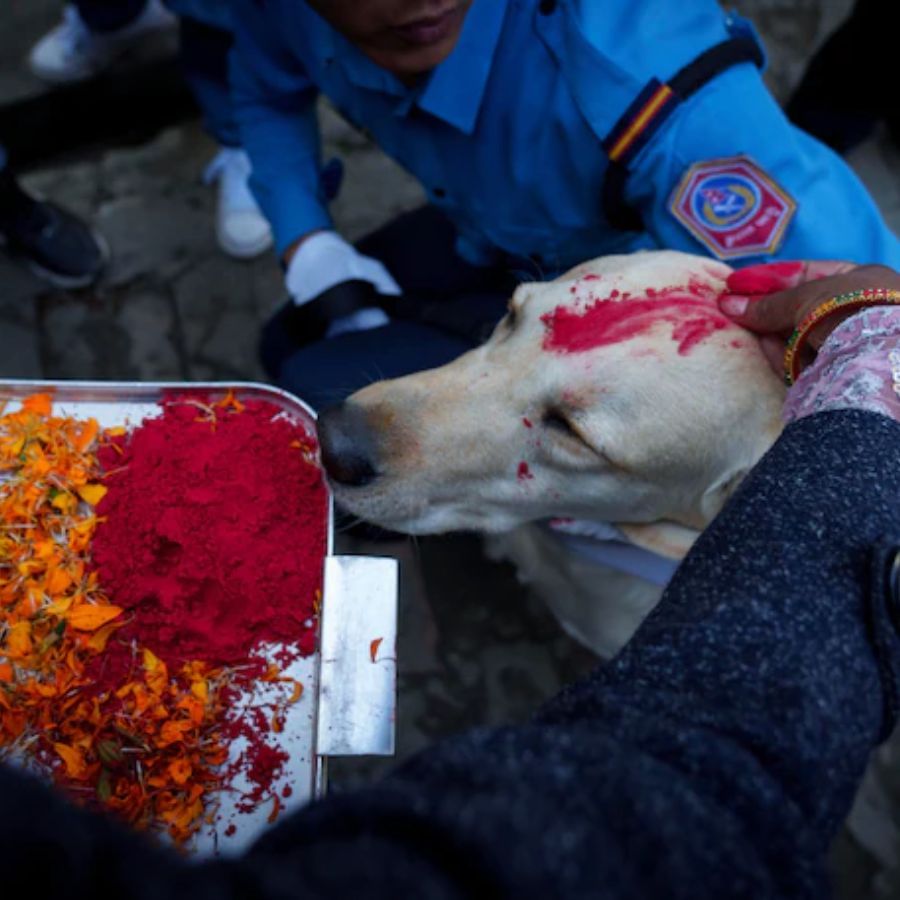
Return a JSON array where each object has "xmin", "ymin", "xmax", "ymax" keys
[{"xmin": 318, "ymin": 250, "xmax": 785, "ymax": 543}]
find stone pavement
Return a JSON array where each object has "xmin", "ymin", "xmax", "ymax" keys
[{"xmin": 1, "ymin": 0, "xmax": 899, "ymax": 895}]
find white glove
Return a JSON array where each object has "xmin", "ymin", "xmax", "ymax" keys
[{"xmin": 285, "ymin": 231, "xmax": 398, "ymax": 338}]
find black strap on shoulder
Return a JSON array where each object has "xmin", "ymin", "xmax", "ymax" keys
[{"xmin": 602, "ymin": 35, "xmax": 765, "ymax": 233}]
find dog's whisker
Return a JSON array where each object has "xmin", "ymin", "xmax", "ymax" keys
[
  {"xmin": 361, "ymin": 363, "xmax": 388, "ymax": 387},
  {"xmin": 335, "ymin": 514, "xmax": 367, "ymax": 535}
]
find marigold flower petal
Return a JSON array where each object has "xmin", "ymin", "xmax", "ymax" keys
[{"xmin": 68, "ymin": 604, "xmax": 124, "ymax": 632}]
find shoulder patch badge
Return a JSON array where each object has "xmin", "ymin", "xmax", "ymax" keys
[{"xmin": 669, "ymin": 155, "xmax": 796, "ymax": 260}]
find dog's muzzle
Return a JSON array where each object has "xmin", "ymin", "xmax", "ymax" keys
[{"xmin": 317, "ymin": 402, "xmax": 379, "ymax": 487}]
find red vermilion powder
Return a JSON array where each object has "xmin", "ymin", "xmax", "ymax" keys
[
  {"xmin": 541, "ymin": 281, "xmax": 730, "ymax": 356},
  {"xmin": 91, "ymin": 399, "xmax": 327, "ymax": 667},
  {"xmin": 725, "ymin": 261, "xmax": 803, "ymax": 296}
]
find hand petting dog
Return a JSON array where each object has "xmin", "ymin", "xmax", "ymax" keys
[
  {"xmin": 719, "ymin": 260, "xmax": 900, "ymax": 374},
  {"xmin": 720, "ymin": 259, "xmax": 900, "ymax": 425}
]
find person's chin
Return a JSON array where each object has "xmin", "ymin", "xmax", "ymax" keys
[
  {"xmin": 370, "ymin": 6, "xmax": 468, "ymax": 76},
  {"xmin": 367, "ymin": 39, "xmax": 457, "ymax": 78}
]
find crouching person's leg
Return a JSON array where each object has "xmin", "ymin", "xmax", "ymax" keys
[{"xmin": 266, "ymin": 320, "xmax": 472, "ymax": 412}]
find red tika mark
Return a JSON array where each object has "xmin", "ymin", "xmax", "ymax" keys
[
  {"xmin": 522, "ymin": 417, "xmax": 533, "ymax": 428},
  {"xmin": 517, "ymin": 461, "xmax": 533, "ymax": 481},
  {"xmin": 541, "ymin": 282, "xmax": 729, "ymax": 356},
  {"xmin": 582, "ymin": 274, "xmax": 601, "ymax": 281}
]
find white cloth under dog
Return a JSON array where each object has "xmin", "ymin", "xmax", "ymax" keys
[{"xmin": 544, "ymin": 519, "xmax": 680, "ymax": 587}]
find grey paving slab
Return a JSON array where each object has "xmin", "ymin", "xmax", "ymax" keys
[
  {"xmin": 115, "ymin": 288, "xmax": 184, "ymax": 380},
  {"xmin": 20, "ymin": 160, "xmax": 101, "ymax": 223},
  {"xmin": 40, "ymin": 294, "xmax": 129, "ymax": 379},
  {"xmin": 97, "ymin": 191, "xmax": 214, "ymax": 288},
  {"xmin": 0, "ymin": 319, "xmax": 41, "ymax": 378},
  {"xmin": 0, "ymin": 257, "xmax": 43, "ymax": 328}
]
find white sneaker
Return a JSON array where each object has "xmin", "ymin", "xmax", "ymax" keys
[
  {"xmin": 203, "ymin": 148, "xmax": 274, "ymax": 260},
  {"xmin": 29, "ymin": 0, "xmax": 176, "ymax": 84}
]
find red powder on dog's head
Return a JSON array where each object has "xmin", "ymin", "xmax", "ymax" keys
[
  {"xmin": 517, "ymin": 461, "xmax": 533, "ymax": 481},
  {"xmin": 522, "ymin": 417, "xmax": 533, "ymax": 428},
  {"xmin": 541, "ymin": 282, "xmax": 730, "ymax": 356}
]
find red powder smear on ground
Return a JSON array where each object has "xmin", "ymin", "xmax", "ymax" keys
[
  {"xmin": 725, "ymin": 261, "xmax": 803, "ymax": 295},
  {"xmin": 91, "ymin": 399, "xmax": 327, "ymax": 669},
  {"xmin": 541, "ymin": 282, "xmax": 730, "ymax": 356},
  {"xmin": 517, "ymin": 461, "xmax": 533, "ymax": 481}
]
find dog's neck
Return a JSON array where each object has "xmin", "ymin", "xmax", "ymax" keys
[{"xmin": 615, "ymin": 417, "xmax": 784, "ymax": 561}]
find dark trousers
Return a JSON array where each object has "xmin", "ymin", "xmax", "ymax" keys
[
  {"xmin": 75, "ymin": 0, "xmax": 146, "ymax": 31},
  {"xmin": 0, "ymin": 145, "xmax": 33, "ymax": 226},
  {"xmin": 74, "ymin": 0, "xmax": 238, "ymax": 146},
  {"xmin": 261, "ymin": 208, "xmax": 518, "ymax": 412}
]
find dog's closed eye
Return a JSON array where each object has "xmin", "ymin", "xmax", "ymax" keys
[
  {"xmin": 542, "ymin": 408, "xmax": 575, "ymax": 434},
  {"xmin": 542, "ymin": 407, "xmax": 611, "ymax": 465}
]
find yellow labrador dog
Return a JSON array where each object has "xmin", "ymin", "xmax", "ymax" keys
[
  {"xmin": 319, "ymin": 250, "xmax": 900, "ymax": 874},
  {"xmin": 318, "ymin": 249, "xmax": 786, "ymax": 656}
]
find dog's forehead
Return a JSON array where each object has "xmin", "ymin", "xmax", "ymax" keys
[
  {"xmin": 512, "ymin": 251, "xmax": 736, "ymax": 362},
  {"xmin": 527, "ymin": 250, "xmax": 730, "ymax": 313}
]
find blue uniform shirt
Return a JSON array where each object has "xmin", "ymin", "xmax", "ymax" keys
[{"xmin": 230, "ymin": 0, "xmax": 900, "ymax": 273}]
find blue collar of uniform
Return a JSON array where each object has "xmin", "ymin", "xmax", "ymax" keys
[
  {"xmin": 414, "ymin": 0, "xmax": 508, "ymax": 133},
  {"xmin": 330, "ymin": 0, "xmax": 507, "ymax": 134}
]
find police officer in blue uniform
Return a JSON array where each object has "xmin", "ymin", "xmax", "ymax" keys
[{"xmin": 230, "ymin": 0, "xmax": 900, "ymax": 410}]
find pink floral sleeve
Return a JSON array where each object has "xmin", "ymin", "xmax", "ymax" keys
[{"xmin": 783, "ymin": 307, "xmax": 900, "ymax": 424}]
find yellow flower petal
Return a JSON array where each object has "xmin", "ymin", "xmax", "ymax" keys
[{"xmin": 76, "ymin": 484, "xmax": 107, "ymax": 506}]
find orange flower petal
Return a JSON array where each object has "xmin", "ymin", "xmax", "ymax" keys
[
  {"xmin": 21, "ymin": 394, "xmax": 52, "ymax": 417},
  {"xmin": 52, "ymin": 742, "xmax": 88, "ymax": 779},
  {"xmin": 68, "ymin": 604, "xmax": 124, "ymax": 632},
  {"xmin": 6, "ymin": 621, "xmax": 33, "ymax": 658}
]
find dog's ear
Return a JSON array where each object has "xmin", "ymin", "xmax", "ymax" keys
[{"xmin": 617, "ymin": 521, "xmax": 699, "ymax": 560}]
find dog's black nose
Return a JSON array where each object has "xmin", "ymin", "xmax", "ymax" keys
[{"xmin": 317, "ymin": 402, "xmax": 379, "ymax": 487}]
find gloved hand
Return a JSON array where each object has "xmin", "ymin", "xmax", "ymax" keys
[{"xmin": 285, "ymin": 230, "xmax": 399, "ymax": 339}]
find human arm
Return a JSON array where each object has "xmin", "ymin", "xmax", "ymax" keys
[
  {"xmin": 228, "ymin": 0, "xmax": 331, "ymax": 258},
  {"xmin": 720, "ymin": 261, "xmax": 900, "ymax": 423},
  {"xmin": 229, "ymin": 3, "xmax": 397, "ymax": 337}
]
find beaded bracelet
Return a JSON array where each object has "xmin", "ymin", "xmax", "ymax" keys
[{"xmin": 783, "ymin": 288, "xmax": 900, "ymax": 386}]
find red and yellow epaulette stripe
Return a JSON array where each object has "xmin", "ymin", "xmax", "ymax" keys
[{"xmin": 605, "ymin": 81, "xmax": 677, "ymax": 165}]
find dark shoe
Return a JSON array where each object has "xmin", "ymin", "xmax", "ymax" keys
[{"xmin": 0, "ymin": 195, "xmax": 108, "ymax": 288}]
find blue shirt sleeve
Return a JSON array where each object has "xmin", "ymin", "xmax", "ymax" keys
[
  {"xmin": 627, "ymin": 63, "xmax": 900, "ymax": 267},
  {"xmin": 229, "ymin": 0, "xmax": 332, "ymax": 256}
]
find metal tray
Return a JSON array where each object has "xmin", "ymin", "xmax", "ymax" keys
[{"xmin": 0, "ymin": 380, "xmax": 398, "ymax": 856}]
